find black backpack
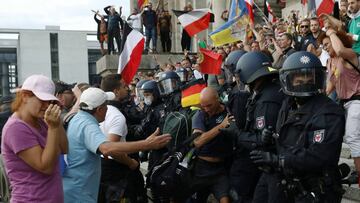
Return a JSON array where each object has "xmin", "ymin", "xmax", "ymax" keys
[{"xmin": 146, "ymin": 136, "xmax": 197, "ymax": 199}]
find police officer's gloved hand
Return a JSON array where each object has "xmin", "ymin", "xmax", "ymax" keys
[
  {"xmin": 261, "ymin": 126, "xmax": 274, "ymax": 146},
  {"xmin": 250, "ymin": 150, "xmax": 279, "ymax": 168},
  {"xmin": 219, "ymin": 121, "xmax": 240, "ymax": 140}
]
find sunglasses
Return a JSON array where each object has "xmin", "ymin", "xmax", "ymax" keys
[{"xmin": 300, "ymin": 25, "xmax": 309, "ymax": 28}]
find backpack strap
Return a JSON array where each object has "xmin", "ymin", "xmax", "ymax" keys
[
  {"xmin": 344, "ymin": 57, "xmax": 360, "ymax": 75},
  {"xmin": 63, "ymin": 112, "xmax": 77, "ymax": 130}
]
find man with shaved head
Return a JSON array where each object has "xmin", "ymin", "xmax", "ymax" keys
[{"xmin": 178, "ymin": 87, "xmax": 233, "ymax": 203}]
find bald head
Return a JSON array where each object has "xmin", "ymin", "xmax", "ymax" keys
[
  {"xmin": 200, "ymin": 87, "xmax": 218, "ymax": 100},
  {"xmin": 200, "ymin": 87, "xmax": 221, "ymax": 116}
]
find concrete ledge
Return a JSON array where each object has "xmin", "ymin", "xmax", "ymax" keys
[{"xmin": 96, "ymin": 54, "xmax": 186, "ymax": 77}]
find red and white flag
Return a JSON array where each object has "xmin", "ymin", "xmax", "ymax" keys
[
  {"xmin": 308, "ymin": 0, "xmax": 334, "ymax": 16},
  {"xmin": 265, "ymin": 0, "xmax": 276, "ymax": 23},
  {"xmin": 173, "ymin": 9, "xmax": 213, "ymax": 37},
  {"xmin": 245, "ymin": 0, "xmax": 254, "ymax": 24},
  {"xmin": 118, "ymin": 23, "xmax": 145, "ymax": 84}
]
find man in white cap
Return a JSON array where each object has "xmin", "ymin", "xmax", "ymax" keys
[{"xmin": 62, "ymin": 87, "xmax": 171, "ymax": 203}]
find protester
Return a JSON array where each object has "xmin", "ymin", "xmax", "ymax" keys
[
  {"xmin": 62, "ymin": 87, "xmax": 171, "ymax": 203},
  {"xmin": 318, "ymin": 22, "xmax": 360, "ymax": 186},
  {"xmin": 104, "ymin": 6, "xmax": 123, "ymax": 55},
  {"xmin": 142, "ymin": 2, "xmax": 158, "ymax": 53},
  {"xmin": 128, "ymin": 8, "xmax": 143, "ymax": 33},
  {"xmin": 94, "ymin": 10, "xmax": 108, "ymax": 55},
  {"xmin": 1, "ymin": 75, "xmax": 68, "ymax": 202}
]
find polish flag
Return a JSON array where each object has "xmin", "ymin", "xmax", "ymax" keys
[
  {"xmin": 118, "ymin": 23, "xmax": 145, "ymax": 84},
  {"xmin": 173, "ymin": 9, "xmax": 214, "ymax": 37}
]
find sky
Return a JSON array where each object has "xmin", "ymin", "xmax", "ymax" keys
[{"xmin": 0, "ymin": 0, "xmax": 130, "ymax": 31}]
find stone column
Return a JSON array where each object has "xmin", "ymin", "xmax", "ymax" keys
[
  {"xmin": 1, "ymin": 63, "xmax": 9, "ymax": 96},
  {"xmin": 212, "ymin": 0, "xmax": 228, "ymax": 30},
  {"xmin": 130, "ymin": 0, "xmax": 136, "ymax": 11}
]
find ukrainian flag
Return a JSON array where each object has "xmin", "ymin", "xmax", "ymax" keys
[{"xmin": 210, "ymin": 0, "xmax": 250, "ymax": 47}]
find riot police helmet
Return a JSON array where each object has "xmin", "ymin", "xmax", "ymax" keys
[
  {"xmin": 236, "ymin": 51, "xmax": 278, "ymax": 84},
  {"xmin": 225, "ymin": 50, "xmax": 247, "ymax": 74},
  {"xmin": 157, "ymin": 71, "xmax": 181, "ymax": 96},
  {"xmin": 175, "ymin": 68, "xmax": 189, "ymax": 82},
  {"xmin": 141, "ymin": 80, "xmax": 160, "ymax": 100},
  {"xmin": 280, "ymin": 51, "xmax": 325, "ymax": 97},
  {"xmin": 135, "ymin": 79, "xmax": 149, "ymax": 100}
]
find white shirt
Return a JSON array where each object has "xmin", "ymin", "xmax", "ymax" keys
[
  {"xmin": 193, "ymin": 70, "xmax": 203, "ymax": 79},
  {"xmin": 100, "ymin": 105, "xmax": 128, "ymax": 141},
  {"xmin": 319, "ymin": 50, "xmax": 330, "ymax": 67},
  {"xmin": 128, "ymin": 13, "xmax": 142, "ymax": 29}
]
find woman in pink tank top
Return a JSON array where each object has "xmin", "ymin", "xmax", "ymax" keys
[{"xmin": 318, "ymin": 21, "xmax": 360, "ymax": 187}]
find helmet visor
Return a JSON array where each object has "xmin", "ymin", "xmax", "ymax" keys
[
  {"xmin": 176, "ymin": 71, "xmax": 187, "ymax": 82},
  {"xmin": 280, "ymin": 68, "xmax": 325, "ymax": 96},
  {"xmin": 135, "ymin": 88, "xmax": 144, "ymax": 101},
  {"xmin": 158, "ymin": 78, "xmax": 179, "ymax": 95}
]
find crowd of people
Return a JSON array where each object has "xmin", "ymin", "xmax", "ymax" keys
[
  {"xmin": 94, "ymin": 2, "xmax": 177, "ymax": 55},
  {"xmin": 1, "ymin": 0, "xmax": 360, "ymax": 203}
]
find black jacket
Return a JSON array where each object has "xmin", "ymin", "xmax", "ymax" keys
[{"xmin": 277, "ymin": 95, "xmax": 345, "ymax": 175}]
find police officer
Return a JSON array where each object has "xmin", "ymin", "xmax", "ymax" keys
[
  {"xmin": 226, "ymin": 50, "xmax": 248, "ymax": 129},
  {"xmin": 140, "ymin": 80, "xmax": 166, "ymax": 153},
  {"xmin": 138, "ymin": 80, "xmax": 169, "ymax": 202},
  {"xmin": 221, "ymin": 52, "xmax": 285, "ymax": 203},
  {"xmin": 250, "ymin": 51, "xmax": 345, "ymax": 203},
  {"xmin": 224, "ymin": 50, "xmax": 246, "ymax": 88},
  {"xmin": 157, "ymin": 71, "xmax": 182, "ymax": 112},
  {"xmin": 175, "ymin": 67, "xmax": 190, "ymax": 86},
  {"xmin": 134, "ymin": 79, "xmax": 149, "ymax": 107}
]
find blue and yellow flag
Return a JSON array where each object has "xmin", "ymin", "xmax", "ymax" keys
[{"xmin": 209, "ymin": 0, "xmax": 250, "ymax": 47}]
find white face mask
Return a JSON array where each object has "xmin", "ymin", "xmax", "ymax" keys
[{"xmin": 144, "ymin": 96, "xmax": 153, "ymax": 106}]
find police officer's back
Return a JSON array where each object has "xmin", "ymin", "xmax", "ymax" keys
[{"xmin": 250, "ymin": 51, "xmax": 345, "ymax": 203}]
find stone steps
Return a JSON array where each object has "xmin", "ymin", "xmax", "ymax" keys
[{"xmin": 340, "ymin": 144, "xmax": 360, "ymax": 202}]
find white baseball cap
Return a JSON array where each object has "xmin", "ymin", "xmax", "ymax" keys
[
  {"xmin": 20, "ymin": 74, "xmax": 58, "ymax": 101},
  {"xmin": 80, "ymin": 87, "xmax": 115, "ymax": 110}
]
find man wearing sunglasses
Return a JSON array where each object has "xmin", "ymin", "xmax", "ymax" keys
[{"xmin": 297, "ymin": 19, "xmax": 314, "ymax": 51}]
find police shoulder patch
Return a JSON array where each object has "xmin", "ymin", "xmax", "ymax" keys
[
  {"xmin": 313, "ymin": 129, "xmax": 325, "ymax": 143},
  {"xmin": 256, "ymin": 116, "xmax": 265, "ymax": 129}
]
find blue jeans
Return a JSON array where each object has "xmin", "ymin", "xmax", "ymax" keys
[{"xmin": 145, "ymin": 27, "xmax": 157, "ymax": 50}]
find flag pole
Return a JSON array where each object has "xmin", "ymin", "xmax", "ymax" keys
[{"xmin": 252, "ymin": 0, "xmax": 270, "ymax": 24}]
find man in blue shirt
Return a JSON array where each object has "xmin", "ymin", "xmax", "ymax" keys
[{"xmin": 63, "ymin": 88, "xmax": 171, "ymax": 203}]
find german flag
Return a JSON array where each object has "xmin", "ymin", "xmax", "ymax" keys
[{"xmin": 181, "ymin": 79, "xmax": 207, "ymax": 108}]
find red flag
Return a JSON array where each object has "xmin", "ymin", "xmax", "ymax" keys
[
  {"xmin": 118, "ymin": 23, "xmax": 145, "ymax": 84},
  {"xmin": 316, "ymin": 0, "xmax": 334, "ymax": 16},
  {"xmin": 198, "ymin": 48, "xmax": 222, "ymax": 75}
]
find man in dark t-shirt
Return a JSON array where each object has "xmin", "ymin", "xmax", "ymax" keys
[
  {"xmin": 182, "ymin": 87, "xmax": 232, "ymax": 203},
  {"xmin": 157, "ymin": 10, "xmax": 171, "ymax": 52}
]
